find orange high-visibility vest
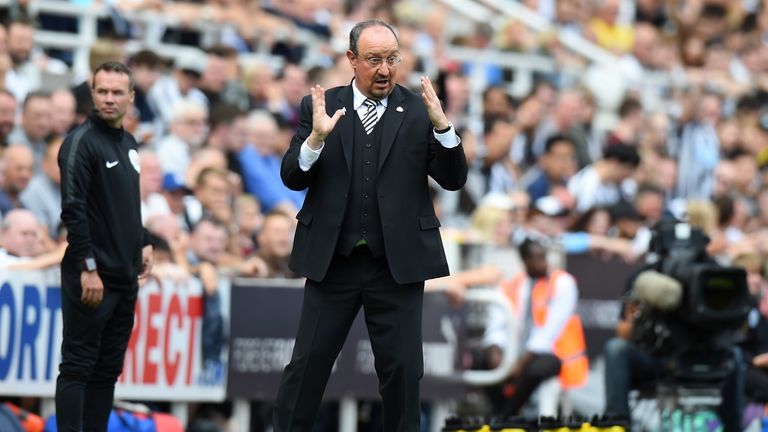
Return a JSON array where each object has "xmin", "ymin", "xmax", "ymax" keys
[
  {"xmin": 500, "ymin": 270, "xmax": 589, "ymax": 389},
  {"xmin": 4, "ymin": 402, "xmax": 44, "ymax": 432}
]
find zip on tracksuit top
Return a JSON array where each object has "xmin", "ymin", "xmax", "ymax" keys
[{"xmin": 59, "ymin": 111, "xmax": 151, "ymax": 289}]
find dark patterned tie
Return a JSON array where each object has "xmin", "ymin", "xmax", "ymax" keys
[{"xmin": 361, "ymin": 98, "xmax": 379, "ymax": 135}]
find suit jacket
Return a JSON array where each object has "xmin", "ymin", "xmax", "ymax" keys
[{"xmin": 281, "ymin": 83, "xmax": 468, "ymax": 284}]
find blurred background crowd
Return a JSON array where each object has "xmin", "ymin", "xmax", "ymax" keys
[{"xmin": 3, "ymin": 0, "xmax": 768, "ymax": 430}]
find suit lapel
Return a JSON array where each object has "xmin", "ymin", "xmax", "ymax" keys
[
  {"xmin": 378, "ymin": 85, "xmax": 407, "ymax": 172},
  {"xmin": 336, "ymin": 85, "xmax": 354, "ymax": 175}
]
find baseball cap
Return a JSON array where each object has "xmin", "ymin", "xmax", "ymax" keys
[
  {"xmin": 533, "ymin": 195, "xmax": 569, "ymax": 217},
  {"xmin": 174, "ymin": 49, "xmax": 207, "ymax": 76},
  {"xmin": 162, "ymin": 173, "xmax": 189, "ymax": 193}
]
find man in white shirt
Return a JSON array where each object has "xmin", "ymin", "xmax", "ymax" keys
[
  {"xmin": 147, "ymin": 49, "xmax": 209, "ymax": 132},
  {"xmin": 154, "ymin": 99, "xmax": 209, "ymax": 178},
  {"xmin": 0, "ymin": 208, "xmax": 39, "ymax": 267},
  {"xmin": 567, "ymin": 143, "xmax": 640, "ymax": 213},
  {"xmin": 20, "ymin": 137, "xmax": 62, "ymax": 238}
]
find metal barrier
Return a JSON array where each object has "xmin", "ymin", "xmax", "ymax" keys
[
  {"xmin": 8, "ymin": 0, "xmax": 310, "ymax": 77},
  {"xmin": 460, "ymin": 288, "xmax": 518, "ymax": 386},
  {"xmin": 437, "ymin": 0, "xmax": 616, "ymax": 66},
  {"xmin": 226, "ymin": 279, "xmax": 518, "ymax": 432}
]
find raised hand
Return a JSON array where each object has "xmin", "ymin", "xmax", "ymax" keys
[
  {"xmin": 420, "ymin": 76, "xmax": 450, "ymax": 131},
  {"xmin": 308, "ymin": 85, "xmax": 344, "ymax": 149}
]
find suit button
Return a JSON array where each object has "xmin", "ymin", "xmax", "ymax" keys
[
  {"xmin": 344, "ymin": 193, "xmax": 348, "ymax": 199},
  {"xmin": 365, "ymin": 160, "xmax": 371, "ymax": 166},
  {"xmin": 363, "ymin": 193, "xmax": 369, "ymax": 199},
  {"xmin": 365, "ymin": 176, "xmax": 370, "ymax": 182},
  {"xmin": 362, "ymin": 211, "xmax": 368, "ymax": 217},
  {"xmin": 361, "ymin": 229, "xmax": 367, "ymax": 235},
  {"xmin": 365, "ymin": 143, "xmax": 372, "ymax": 149}
]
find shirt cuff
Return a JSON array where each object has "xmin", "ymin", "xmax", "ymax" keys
[
  {"xmin": 434, "ymin": 126, "xmax": 460, "ymax": 149},
  {"xmin": 526, "ymin": 336, "xmax": 553, "ymax": 354},
  {"xmin": 299, "ymin": 139, "xmax": 324, "ymax": 171}
]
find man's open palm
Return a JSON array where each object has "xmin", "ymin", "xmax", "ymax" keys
[{"xmin": 309, "ymin": 85, "xmax": 344, "ymax": 148}]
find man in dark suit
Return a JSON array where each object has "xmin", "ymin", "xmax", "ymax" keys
[{"xmin": 274, "ymin": 19, "xmax": 468, "ymax": 432}]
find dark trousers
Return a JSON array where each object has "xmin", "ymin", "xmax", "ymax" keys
[
  {"xmin": 487, "ymin": 353, "xmax": 561, "ymax": 416},
  {"xmin": 274, "ymin": 247, "xmax": 425, "ymax": 432},
  {"xmin": 55, "ymin": 269, "xmax": 137, "ymax": 432},
  {"xmin": 745, "ymin": 364, "xmax": 768, "ymax": 401},
  {"xmin": 604, "ymin": 337, "xmax": 743, "ymax": 432}
]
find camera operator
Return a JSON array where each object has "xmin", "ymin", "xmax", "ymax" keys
[
  {"xmin": 733, "ymin": 251, "xmax": 768, "ymax": 402},
  {"xmin": 603, "ymin": 222, "xmax": 745, "ymax": 432}
]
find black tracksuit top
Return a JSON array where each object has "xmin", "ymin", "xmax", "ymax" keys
[{"xmin": 59, "ymin": 111, "xmax": 150, "ymax": 289}]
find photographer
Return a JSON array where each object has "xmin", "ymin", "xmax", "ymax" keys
[
  {"xmin": 603, "ymin": 221, "xmax": 745, "ymax": 432},
  {"xmin": 733, "ymin": 251, "xmax": 768, "ymax": 402}
]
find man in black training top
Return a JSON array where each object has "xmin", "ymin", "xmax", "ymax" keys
[{"xmin": 56, "ymin": 61, "xmax": 154, "ymax": 432}]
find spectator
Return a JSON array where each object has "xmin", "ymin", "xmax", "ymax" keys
[
  {"xmin": 605, "ymin": 97, "xmax": 644, "ymax": 147},
  {"xmin": 256, "ymin": 210, "xmax": 296, "ymax": 278},
  {"xmin": 201, "ymin": 45, "xmax": 249, "ymax": 110},
  {"xmin": 531, "ymin": 90, "xmax": 591, "ymax": 169},
  {"xmin": 154, "ymin": 99, "xmax": 208, "ymax": 177},
  {"xmin": 440, "ymin": 70, "xmax": 473, "ymax": 128},
  {"xmin": 184, "ymin": 147, "xmax": 233, "ymax": 195},
  {"xmin": 243, "ymin": 60, "xmax": 279, "ymax": 111},
  {"xmin": 239, "ymin": 110, "xmax": 303, "ymax": 214},
  {"xmin": 0, "ymin": 90, "xmax": 17, "ymax": 147},
  {"xmin": 0, "ymin": 145, "xmax": 34, "ymax": 215},
  {"xmin": 0, "ymin": 208, "xmax": 39, "ymax": 266},
  {"xmin": 128, "ymin": 49, "xmax": 164, "ymax": 125},
  {"xmin": 139, "ymin": 150, "xmax": 171, "ymax": 223},
  {"xmin": 620, "ymin": 23, "xmax": 660, "ymax": 89},
  {"xmin": 199, "ymin": 46, "xmax": 230, "ymax": 108},
  {"xmin": 673, "ymin": 92, "xmax": 722, "ymax": 200},
  {"xmin": 161, "ymin": 173, "xmax": 189, "ymax": 223},
  {"xmin": 205, "ymin": 103, "xmax": 246, "ymax": 178},
  {"xmin": 186, "ymin": 217, "xmax": 267, "ymax": 290},
  {"xmin": 567, "ymin": 143, "xmax": 641, "ymax": 212},
  {"xmin": 4, "ymin": 16, "xmax": 68, "ymax": 102},
  {"xmin": 49, "ymin": 89, "xmax": 76, "ymax": 137},
  {"xmin": 145, "ymin": 212, "xmax": 189, "ymax": 271},
  {"xmin": 587, "ymin": 0, "xmax": 635, "ymax": 54},
  {"xmin": 633, "ymin": 183, "xmax": 665, "ymax": 225},
  {"xmin": 233, "ymin": 194, "xmax": 262, "ymax": 257},
  {"xmin": 482, "ymin": 85, "xmax": 515, "ymax": 122},
  {"xmin": 506, "ymin": 93, "xmax": 547, "ymax": 170},
  {"xmin": 466, "ymin": 192, "xmax": 515, "ymax": 246},
  {"xmin": 523, "ymin": 134, "xmax": 577, "ymax": 203},
  {"xmin": 147, "ymin": 48, "xmax": 209, "ymax": 129},
  {"xmin": 183, "ymin": 168, "xmax": 233, "ymax": 232},
  {"xmin": 19, "ymin": 136, "xmax": 61, "ymax": 237},
  {"xmin": 272, "ymin": 63, "xmax": 307, "ymax": 129},
  {"xmin": 8, "ymin": 91, "xmax": 52, "ymax": 169}
]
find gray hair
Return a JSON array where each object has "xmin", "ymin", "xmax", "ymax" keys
[
  {"xmin": 349, "ymin": 19, "xmax": 399, "ymax": 55},
  {"xmin": 246, "ymin": 109, "xmax": 278, "ymax": 132},
  {"xmin": 170, "ymin": 99, "xmax": 208, "ymax": 123}
]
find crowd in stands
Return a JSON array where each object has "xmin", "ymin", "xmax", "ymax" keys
[{"xmin": 3, "ymin": 0, "xmax": 768, "ymax": 429}]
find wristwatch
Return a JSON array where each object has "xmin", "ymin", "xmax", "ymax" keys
[
  {"xmin": 434, "ymin": 122, "xmax": 453, "ymax": 134},
  {"xmin": 81, "ymin": 257, "xmax": 97, "ymax": 272}
]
